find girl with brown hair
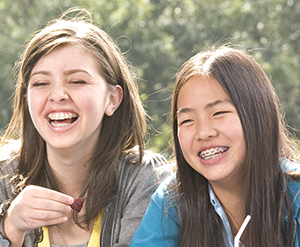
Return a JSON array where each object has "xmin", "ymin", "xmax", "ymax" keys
[{"xmin": 0, "ymin": 8, "xmax": 171, "ymax": 247}]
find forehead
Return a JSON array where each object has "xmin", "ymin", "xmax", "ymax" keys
[
  {"xmin": 177, "ymin": 76, "xmax": 229, "ymax": 108},
  {"xmin": 31, "ymin": 44, "xmax": 98, "ymax": 74}
]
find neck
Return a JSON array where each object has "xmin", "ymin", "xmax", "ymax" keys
[
  {"xmin": 50, "ymin": 220, "xmax": 91, "ymax": 246},
  {"xmin": 210, "ymin": 181, "xmax": 246, "ymax": 235},
  {"xmin": 46, "ymin": 145, "xmax": 91, "ymax": 197}
]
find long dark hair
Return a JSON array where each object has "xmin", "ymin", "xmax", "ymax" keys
[
  {"xmin": 171, "ymin": 47, "xmax": 299, "ymax": 246},
  {"xmin": 2, "ymin": 8, "xmax": 146, "ymax": 227}
]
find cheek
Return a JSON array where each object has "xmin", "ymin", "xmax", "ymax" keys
[
  {"xmin": 178, "ymin": 128, "xmax": 191, "ymax": 154},
  {"xmin": 26, "ymin": 93, "xmax": 47, "ymax": 135},
  {"xmin": 221, "ymin": 116, "xmax": 244, "ymax": 140},
  {"xmin": 81, "ymin": 94, "xmax": 109, "ymax": 121},
  {"xmin": 227, "ymin": 121, "xmax": 244, "ymax": 142},
  {"xmin": 222, "ymin": 119, "xmax": 246, "ymax": 159},
  {"xmin": 27, "ymin": 91, "xmax": 44, "ymax": 117},
  {"xmin": 235, "ymin": 130, "xmax": 247, "ymax": 159}
]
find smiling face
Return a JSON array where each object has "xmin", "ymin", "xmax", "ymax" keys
[
  {"xmin": 177, "ymin": 75, "xmax": 246, "ymax": 189},
  {"xmin": 27, "ymin": 44, "xmax": 122, "ymax": 156}
]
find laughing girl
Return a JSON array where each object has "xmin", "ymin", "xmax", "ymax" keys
[
  {"xmin": 130, "ymin": 47, "xmax": 300, "ymax": 247},
  {"xmin": 0, "ymin": 8, "xmax": 171, "ymax": 247}
]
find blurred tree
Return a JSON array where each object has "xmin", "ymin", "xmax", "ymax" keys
[{"xmin": 0, "ymin": 0, "xmax": 300, "ymax": 158}]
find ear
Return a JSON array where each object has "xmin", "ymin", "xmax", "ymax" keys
[{"xmin": 105, "ymin": 85, "xmax": 123, "ymax": 116}]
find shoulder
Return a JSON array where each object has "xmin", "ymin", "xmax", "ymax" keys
[
  {"xmin": 140, "ymin": 150, "xmax": 173, "ymax": 176},
  {"xmin": 142, "ymin": 150, "xmax": 168, "ymax": 166},
  {"xmin": 150, "ymin": 173, "xmax": 179, "ymax": 210},
  {"xmin": 287, "ymin": 179, "xmax": 300, "ymax": 203},
  {"xmin": 0, "ymin": 142, "xmax": 19, "ymax": 194},
  {"xmin": 0, "ymin": 154, "xmax": 18, "ymax": 208},
  {"xmin": 281, "ymin": 159, "xmax": 300, "ymax": 202},
  {"xmin": 284, "ymin": 159, "xmax": 300, "ymax": 205},
  {"xmin": 280, "ymin": 158, "xmax": 300, "ymax": 174},
  {"xmin": 147, "ymin": 173, "xmax": 180, "ymax": 220},
  {"xmin": 0, "ymin": 141, "xmax": 20, "ymax": 177},
  {"xmin": 281, "ymin": 158, "xmax": 300, "ymax": 206},
  {"xmin": 119, "ymin": 149, "xmax": 173, "ymax": 179},
  {"xmin": 0, "ymin": 140, "xmax": 20, "ymax": 161},
  {"xmin": 116, "ymin": 149, "xmax": 173, "ymax": 199},
  {"xmin": 129, "ymin": 174, "xmax": 180, "ymax": 247},
  {"xmin": 122, "ymin": 147, "xmax": 169, "ymax": 168},
  {"xmin": 0, "ymin": 157, "xmax": 18, "ymax": 178}
]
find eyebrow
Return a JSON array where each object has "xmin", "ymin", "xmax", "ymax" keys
[
  {"xmin": 30, "ymin": 69, "xmax": 91, "ymax": 78},
  {"xmin": 30, "ymin": 70, "xmax": 51, "ymax": 77},
  {"xmin": 177, "ymin": 98, "xmax": 232, "ymax": 115},
  {"xmin": 64, "ymin": 69, "xmax": 91, "ymax": 76},
  {"xmin": 206, "ymin": 98, "xmax": 232, "ymax": 108}
]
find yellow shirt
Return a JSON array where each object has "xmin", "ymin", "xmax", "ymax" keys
[{"xmin": 38, "ymin": 212, "xmax": 102, "ymax": 247}]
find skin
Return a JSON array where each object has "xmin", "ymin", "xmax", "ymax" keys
[
  {"xmin": 28, "ymin": 44, "xmax": 120, "ymax": 159},
  {"xmin": 177, "ymin": 75, "xmax": 247, "ymax": 233},
  {"xmin": 4, "ymin": 44, "xmax": 123, "ymax": 246}
]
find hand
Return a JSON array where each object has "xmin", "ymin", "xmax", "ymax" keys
[{"xmin": 3, "ymin": 185, "xmax": 74, "ymax": 246}]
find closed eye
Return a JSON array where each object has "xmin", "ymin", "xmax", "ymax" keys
[
  {"xmin": 179, "ymin": 119, "xmax": 193, "ymax": 126},
  {"xmin": 70, "ymin": 80, "xmax": 86, "ymax": 84},
  {"xmin": 32, "ymin": 81, "xmax": 49, "ymax": 87},
  {"xmin": 213, "ymin": 111, "xmax": 229, "ymax": 116}
]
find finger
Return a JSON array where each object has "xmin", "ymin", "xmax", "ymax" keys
[
  {"xmin": 20, "ymin": 214, "xmax": 69, "ymax": 230},
  {"xmin": 26, "ymin": 185, "xmax": 74, "ymax": 205},
  {"xmin": 43, "ymin": 215, "xmax": 69, "ymax": 226},
  {"xmin": 30, "ymin": 197, "xmax": 72, "ymax": 215},
  {"xmin": 28, "ymin": 208, "xmax": 69, "ymax": 221}
]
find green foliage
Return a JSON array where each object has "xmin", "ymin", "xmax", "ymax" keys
[{"xmin": 0, "ymin": 0, "xmax": 300, "ymax": 159}]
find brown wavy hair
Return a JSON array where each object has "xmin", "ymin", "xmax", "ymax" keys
[
  {"xmin": 2, "ymin": 8, "xmax": 146, "ymax": 227},
  {"xmin": 171, "ymin": 47, "xmax": 299, "ymax": 246}
]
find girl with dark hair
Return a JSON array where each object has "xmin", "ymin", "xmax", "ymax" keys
[
  {"xmin": 130, "ymin": 46, "xmax": 300, "ymax": 247},
  {"xmin": 0, "ymin": 8, "xmax": 171, "ymax": 247}
]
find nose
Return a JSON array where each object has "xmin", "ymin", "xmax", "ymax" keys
[
  {"xmin": 195, "ymin": 121, "xmax": 218, "ymax": 141},
  {"xmin": 48, "ymin": 83, "xmax": 69, "ymax": 103}
]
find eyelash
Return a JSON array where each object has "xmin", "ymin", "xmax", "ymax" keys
[
  {"xmin": 213, "ymin": 111, "xmax": 229, "ymax": 116},
  {"xmin": 179, "ymin": 119, "xmax": 192, "ymax": 125},
  {"xmin": 71, "ymin": 80, "xmax": 86, "ymax": 84},
  {"xmin": 32, "ymin": 82, "xmax": 49, "ymax": 87},
  {"xmin": 31, "ymin": 80, "xmax": 87, "ymax": 87}
]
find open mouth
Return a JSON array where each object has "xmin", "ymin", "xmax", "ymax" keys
[
  {"xmin": 47, "ymin": 112, "xmax": 79, "ymax": 127},
  {"xmin": 199, "ymin": 147, "xmax": 229, "ymax": 160}
]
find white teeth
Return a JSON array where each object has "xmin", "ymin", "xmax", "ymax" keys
[
  {"xmin": 199, "ymin": 147, "xmax": 228, "ymax": 160},
  {"xmin": 48, "ymin": 112, "xmax": 78, "ymax": 120},
  {"xmin": 47, "ymin": 112, "xmax": 78, "ymax": 128},
  {"xmin": 50, "ymin": 122, "xmax": 71, "ymax": 127}
]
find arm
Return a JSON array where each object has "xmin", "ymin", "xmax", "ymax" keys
[
  {"xmin": 3, "ymin": 185, "xmax": 74, "ymax": 247},
  {"xmin": 129, "ymin": 176, "xmax": 180, "ymax": 247},
  {"xmin": 110, "ymin": 152, "xmax": 173, "ymax": 246},
  {"xmin": 0, "ymin": 159, "xmax": 18, "ymax": 246},
  {"xmin": 0, "ymin": 158, "xmax": 75, "ymax": 246}
]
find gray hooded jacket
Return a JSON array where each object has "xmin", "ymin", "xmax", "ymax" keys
[{"xmin": 0, "ymin": 150, "xmax": 172, "ymax": 247}]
